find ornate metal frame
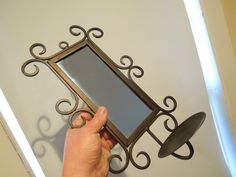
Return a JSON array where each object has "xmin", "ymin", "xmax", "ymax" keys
[{"xmin": 21, "ymin": 25, "xmax": 205, "ymax": 173}]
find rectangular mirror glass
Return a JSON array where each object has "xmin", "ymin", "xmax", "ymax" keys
[{"xmin": 58, "ymin": 46, "xmax": 152, "ymax": 138}]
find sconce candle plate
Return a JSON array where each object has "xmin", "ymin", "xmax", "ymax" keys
[
  {"xmin": 158, "ymin": 112, "xmax": 206, "ymax": 158},
  {"xmin": 22, "ymin": 25, "xmax": 205, "ymax": 173}
]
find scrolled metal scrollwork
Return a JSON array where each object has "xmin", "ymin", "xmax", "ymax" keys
[
  {"xmin": 21, "ymin": 25, "xmax": 201, "ymax": 173},
  {"xmin": 159, "ymin": 96, "xmax": 177, "ymax": 113},
  {"xmin": 112, "ymin": 109, "xmax": 191, "ymax": 171},
  {"xmin": 21, "ymin": 43, "xmax": 53, "ymax": 77},
  {"xmin": 68, "ymin": 108, "xmax": 94, "ymax": 129},
  {"xmin": 155, "ymin": 112, "xmax": 179, "ymax": 131},
  {"xmin": 21, "ymin": 59, "xmax": 47, "ymax": 77},
  {"xmin": 87, "ymin": 27, "xmax": 104, "ymax": 41},
  {"xmin": 55, "ymin": 92, "xmax": 79, "ymax": 116},
  {"xmin": 114, "ymin": 55, "xmax": 144, "ymax": 81},
  {"xmin": 30, "ymin": 43, "xmax": 53, "ymax": 60},
  {"xmin": 129, "ymin": 138, "xmax": 151, "ymax": 170},
  {"xmin": 117, "ymin": 55, "xmax": 133, "ymax": 69},
  {"xmin": 109, "ymin": 143, "xmax": 130, "ymax": 174},
  {"xmin": 59, "ymin": 41, "xmax": 69, "ymax": 50},
  {"xmin": 128, "ymin": 65, "xmax": 144, "ymax": 80},
  {"xmin": 22, "ymin": 26, "xmax": 105, "ymax": 79},
  {"xmin": 69, "ymin": 25, "xmax": 87, "ymax": 42},
  {"xmin": 163, "ymin": 115, "xmax": 178, "ymax": 132},
  {"xmin": 146, "ymin": 112, "xmax": 178, "ymax": 146}
]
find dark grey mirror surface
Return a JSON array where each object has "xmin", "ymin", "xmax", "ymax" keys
[{"xmin": 58, "ymin": 46, "xmax": 152, "ymax": 138}]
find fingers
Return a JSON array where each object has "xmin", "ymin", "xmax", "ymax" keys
[
  {"xmin": 71, "ymin": 111, "xmax": 93, "ymax": 128},
  {"xmin": 100, "ymin": 129, "xmax": 117, "ymax": 151},
  {"xmin": 79, "ymin": 111, "xmax": 93, "ymax": 121},
  {"xmin": 88, "ymin": 107, "xmax": 108, "ymax": 133}
]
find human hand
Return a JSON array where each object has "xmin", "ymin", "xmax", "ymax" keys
[{"xmin": 62, "ymin": 107, "xmax": 117, "ymax": 177}]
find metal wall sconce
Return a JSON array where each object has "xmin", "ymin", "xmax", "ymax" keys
[{"xmin": 21, "ymin": 25, "xmax": 205, "ymax": 173}]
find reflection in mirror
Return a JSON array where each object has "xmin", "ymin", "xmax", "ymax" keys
[{"xmin": 58, "ymin": 46, "xmax": 152, "ymax": 138}]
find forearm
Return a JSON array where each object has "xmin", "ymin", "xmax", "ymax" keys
[
  {"xmin": 62, "ymin": 162, "xmax": 94, "ymax": 177},
  {"xmin": 62, "ymin": 155, "xmax": 109, "ymax": 177}
]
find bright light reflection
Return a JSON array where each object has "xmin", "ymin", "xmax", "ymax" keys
[
  {"xmin": 184, "ymin": 1, "xmax": 236, "ymax": 176},
  {"xmin": 0, "ymin": 89, "xmax": 46, "ymax": 177}
]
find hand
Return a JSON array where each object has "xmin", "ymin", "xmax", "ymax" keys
[{"xmin": 62, "ymin": 107, "xmax": 117, "ymax": 177}]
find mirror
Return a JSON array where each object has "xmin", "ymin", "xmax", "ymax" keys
[
  {"xmin": 21, "ymin": 26, "xmax": 205, "ymax": 173},
  {"xmin": 47, "ymin": 37, "xmax": 159, "ymax": 146},
  {"xmin": 58, "ymin": 46, "xmax": 152, "ymax": 138}
]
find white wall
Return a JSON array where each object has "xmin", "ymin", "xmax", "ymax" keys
[
  {"xmin": 221, "ymin": 0, "xmax": 236, "ymax": 59},
  {"xmin": 0, "ymin": 0, "xmax": 231, "ymax": 176},
  {"xmin": 201, "ymin": 0, "xmax": 236, "ymax": 136},
  {"xmin": 0, "ymin": 114, "xmax": 30, "ymax": 177}
]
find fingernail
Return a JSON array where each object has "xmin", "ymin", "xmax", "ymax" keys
[{"xmin": 97, "ymin": 106, "xmax": 107, "ymax": 115}]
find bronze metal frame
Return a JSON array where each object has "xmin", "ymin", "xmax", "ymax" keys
[
  {"xmin": 49, "ymin": 39, "xmax": 160, "ymax": 147},
  {"xmin": 21, "ymin": 25, "xmax": 205, "ymax": 173}
]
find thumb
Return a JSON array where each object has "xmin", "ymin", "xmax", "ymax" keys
[{"xmin": 88, "ymin": 107, "xmax": 108, "ymax": 133}]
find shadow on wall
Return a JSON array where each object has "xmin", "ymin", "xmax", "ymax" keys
[
  {"xmin": 31, "ymin": 115, "xmax": 67, "ymax": 160},
  {"xmin": 108, "ymin": 171, "xmax": 128, "ymax": 177},
  {"xmin": 31, "ymin": 115, "xmax": 128, "ymax": 177}
]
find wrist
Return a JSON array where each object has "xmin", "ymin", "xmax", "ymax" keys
[
  {"xmin": 62, "ymin": 163, "xmax": 94, "ymax": 177},
  {"xmin": 62, "ymin": 169, "xmax": 92, "ymax": 177}
]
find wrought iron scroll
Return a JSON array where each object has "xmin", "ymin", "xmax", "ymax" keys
[
  {"xmin": 109, "ymin": 95, "xmax": 194, "ymax": 173},
  {"xmin": 22, "ymin": 25, "xmax": 107, "ymax": 163},
  {"xmin": 21, "ymin": 25, "xmax": 145, "ymax": 116},
  {"xmin": 114, "ymin": 55, "xmax": 144, "ymax": 81},
  {"xmin": 129, "ymin": 133, "xmax": 151, "ymax": 170},
  {"xmin": 55, "ymin": 91, "xmax": 79, "ymax": 116},
  {"xmin": 21, "ymin": 26, "xmax": 103, "ymax": 117},
  {"xmin": 109, "ymin": 142, "xmax": 130, "ymax": 174}
]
